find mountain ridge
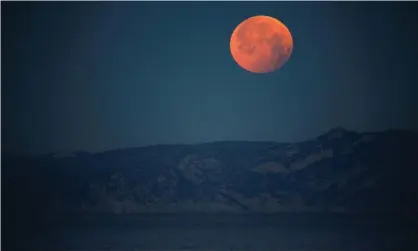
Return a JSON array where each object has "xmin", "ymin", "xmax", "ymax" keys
[
  {"xmin": 3, "ymin": 128, "xmax": 418, "ymax": 222},
  {"xmin": 7, "ymin": 127, "xmax": 416, "ymax": 159}
]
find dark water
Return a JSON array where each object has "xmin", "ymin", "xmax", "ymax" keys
[{"xmin": 13, "ymin": 214, "xmax": 418, "ymax": 251}]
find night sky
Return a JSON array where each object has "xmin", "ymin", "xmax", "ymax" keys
[{"xmin": 2, "ymin": 2, "xmax": 418, "ymax": 155}]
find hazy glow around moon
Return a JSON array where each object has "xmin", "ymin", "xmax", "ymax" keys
[{"xmin": 230, "ymin": 15, "xmax": 293, "ymax": 74}]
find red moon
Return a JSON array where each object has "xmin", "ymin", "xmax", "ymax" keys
[{"xmin": 230, "ymin": 15, "xmax": 293, "ymax": 74}]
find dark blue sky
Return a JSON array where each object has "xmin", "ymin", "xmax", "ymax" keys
[{"xmin": 2, "ymin": 2, "xmax": 418, "ymax": 154}]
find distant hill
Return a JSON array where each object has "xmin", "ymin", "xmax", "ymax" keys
[{"xmin": 3, "ymin": 128, "xmax": 418, "ymax": 221}]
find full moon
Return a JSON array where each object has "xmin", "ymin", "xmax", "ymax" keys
[{"xmin": 230, "ymin": 15, "xmax": 293, "ymax": 74}]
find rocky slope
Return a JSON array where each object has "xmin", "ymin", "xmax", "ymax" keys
[{"xmin": 3, "ymin": 128, "xmax": 418, "ymax": 218}]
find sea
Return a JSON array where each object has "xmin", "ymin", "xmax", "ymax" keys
[{"xmin": 8, "ymin": 213, "xmax": 418, "ymax": 251}]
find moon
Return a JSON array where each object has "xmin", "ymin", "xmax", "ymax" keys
[{"xmin": 230, "ymin": 15, "xmax": 293, "ymax": 74}]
